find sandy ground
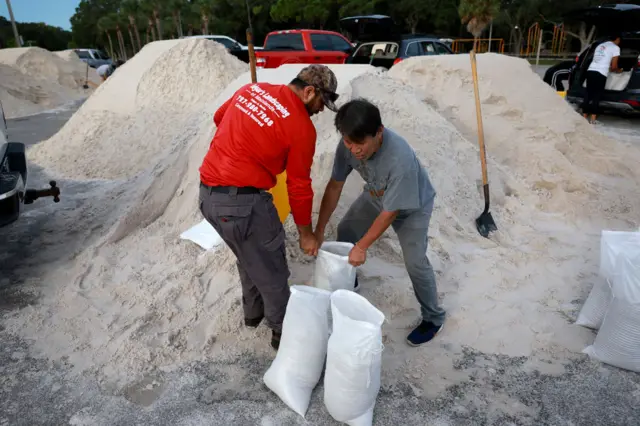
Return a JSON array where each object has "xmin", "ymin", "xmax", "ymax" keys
[{"xmin": 2, "ymin": 99, "xmax": 640, "ymax": 425}]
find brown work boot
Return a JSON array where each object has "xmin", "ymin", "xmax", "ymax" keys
[{"xmin": 271, "ymin": 330, "xmax": 281, "ymax": 350}]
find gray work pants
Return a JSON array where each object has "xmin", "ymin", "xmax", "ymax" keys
[
  {"xmin": 199, "ymin": 185, "xmax": 290, "ymax": 333},
  {"xmin": 337, "ymin": 192, "xmax": 446, "ymax": 326}
]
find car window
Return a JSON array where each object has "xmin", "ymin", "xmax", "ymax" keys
[
  {"xmin": 211, "ymin": 37, "xmax": 237, "ymax": 49},
  {"xmin": 406, "ymin": 42, "xmax": 421, "ymax": 56},
  {"xmin": 421, "ymin": 42, "xmax": 436, "ymax": 55},
  {"xmin": 75, "ymin": 50, "xmax": 91, "ymax": 59},
  {"xmin": 311, "ymin": 34, "xmax": 333, "ymax": 51},
  {"xmin": 435, "ymin": 43, "xmax": 450, "ymax": 55},
  {"xmin": 354, "ymin": 42, "xmax": 398, "ymax": 58},
  {"xmin": 265, "ymin": 33, "xmax": 305, "ymax": 51},
  {"xmin": 328, "ymin": 35, "xmax": 352, "ymax": 52}
]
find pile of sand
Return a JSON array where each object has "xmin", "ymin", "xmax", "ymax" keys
[
  {"xmin": 29, "ymin": 40, "xmax": 248, "ymax": 179},
  {"xmin": 0, "ymin": 47, "xmax": 95, "ymax": 118},
  {"xmin": 4, "ymin": 50, "xmax": 640, "ymax": 395}
]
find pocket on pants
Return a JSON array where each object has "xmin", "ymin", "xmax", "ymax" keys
[{"xmin": 213, "ymin": 205, "xmax": 253, "ymax": 242}]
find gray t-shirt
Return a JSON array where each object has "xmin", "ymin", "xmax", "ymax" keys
[{"xmin": 331, "ymin": 128, "xmax": 435, "ymax": 214}]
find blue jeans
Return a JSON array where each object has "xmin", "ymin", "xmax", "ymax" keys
[{"xmin": 336, "ymin": 192, "xmax": 446, "ymax": 326}]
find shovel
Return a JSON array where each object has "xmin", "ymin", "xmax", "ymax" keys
[{"xmin": 470, "ymin": 50, "xmax": 497, "ymax": 238}]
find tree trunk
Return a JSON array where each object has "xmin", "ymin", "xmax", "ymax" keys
[
  {"xmin": 202, "ymin": 14, "xmax": 209, "ymax": 36},
  {"xmin": 146, "ymin": 27, "xmax": 150, "ymax": 45},
  {"xmin": 128, "ymin": 25, "xmax": 137, "ymax": 54},
  {"xmin": 154, "ymin": 8, "xmax": 163, "ymax": 40},
  {"xmin": 149, "ymin": 18, "xmax": 156, "ymax": 41},
  {"xmin": 173, "ymin": 11, "xmax": 183, "ymax": 38},
  {"xmin": 178, "ymin": 12, "xmax": 183, "ymax": 38},
  {"xmin": 116, "ymin": 27, "xmax": 127, "ymax": 60},
  {"xmin": 132, "ymin": 19, "xmax": 142, "ymax": 50},
  {"xmin": 106, "ymin": 31, "xmax": 115, "ymax": 59},
  {"xmin": 407, "ymin": 16, "xmax": 418, "ymax": 35},
  {"xmin": 188, "ymin": 24, "xmax": 193, "ymax": 37}
]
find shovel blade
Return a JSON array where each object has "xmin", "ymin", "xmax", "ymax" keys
[{"xmin": 476, "ymin": 211, "xmax": 497, "ymax": 238}]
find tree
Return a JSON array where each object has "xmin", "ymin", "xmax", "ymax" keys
[
  {"xmin": 97, "ymin": 15, "xmax": 116, "ymax": 58},
  {"xmin": 122, "ymin": 0, "xmax": 143, "ymax": 51},
  {"xmin": 168, "ymin": 0, "xmax": 185, "ymax": 38},
  {"xmin": 460, "ymin": 0, "xmax": 500, "ymax": 42},
  {"xmin": 270, "ymin": 0, "xmax": 334, "ymax": 28}
]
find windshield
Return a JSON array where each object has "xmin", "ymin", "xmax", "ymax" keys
[{"xmin": 265, "ymin": 33, "xmax": 305, "ymax": 51}]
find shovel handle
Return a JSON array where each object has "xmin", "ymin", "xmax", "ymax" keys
[{"xmin": 470, "ymin": 51, "xmax": 489, "ymax": 188}]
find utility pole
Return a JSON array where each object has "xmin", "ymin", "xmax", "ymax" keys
[{"xmin": 5, "ymin": 0, "xmax": 22, "ymax": 47}]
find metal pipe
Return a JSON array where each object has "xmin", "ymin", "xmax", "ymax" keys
[{"xmin": 5, "ymin": 0, "xmax": 22, "ymax": 47}]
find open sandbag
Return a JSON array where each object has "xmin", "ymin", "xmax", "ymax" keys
[{"xmin": 313, "ymin": 242, "xmax": 357, "ymax": 292}]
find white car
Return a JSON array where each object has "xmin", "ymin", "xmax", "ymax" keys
[{"xmin": 181, "ymin": 35, "xmax": 263, "ymax": 51}]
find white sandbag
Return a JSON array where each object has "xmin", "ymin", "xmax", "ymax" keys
[
  {"xmin": 576, "ymin": 279, "xmax": 612, "ymax": 329},
  {"xmin": 263, "ymin": 285, "xmax": 331, "ymax": 417},
  {"xmin": 584, "ymin": 252, "xmax": 640, "ymax": 372},
  {"xmin": 179, "ymin": 219, "xmax": 224, "ymax": 250},
  {"xmin": 576, "ymin": 230, "xmax": 640, "ymax": 329},
  {"xmin": 324, "ymin": 290, "xmax": 385, "ymax": 426},
  {"xmin": 313, "ymin": 242, "xmax": 357, "ymax": 292}
]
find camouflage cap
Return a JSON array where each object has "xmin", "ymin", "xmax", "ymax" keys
[{"xmin": 295, "ymin": 64, "xmax": 339, "ymax": 112}]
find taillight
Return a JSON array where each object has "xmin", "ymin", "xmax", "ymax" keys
[
  {"xmin": 256, "ymin": 58, "xmax": 266, "ymax": 68},
  {"xmin": 575, "ymin": 55, "xmax": 579, "ymax": 63},
  {"xmin": 623, "ymin": 100, "xmax": 640, "ymax": 107},
  {"xmin": 393, "ymin": 58, "xmax": 403, "ymax": 66}
]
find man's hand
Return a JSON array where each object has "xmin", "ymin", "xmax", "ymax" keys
[
  {"xmin": 348, "ymin": 243, "xmax": 367, "ymax": 267},
  {"xmin": 299, "ymin": 231, "xmax": 319, "ymax": 256}
]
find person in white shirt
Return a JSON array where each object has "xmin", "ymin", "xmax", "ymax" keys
[
  {"xmin": 581, "ymin": 35, "xmax": 623, "ymax": 124},
  {"xmin": 96, "ymin": 60, "xmax": 124, "ymax": 82}
]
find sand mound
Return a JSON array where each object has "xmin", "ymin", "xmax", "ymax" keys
[
  {"xmin": 29, "ymin": 39, "xmax": 247, "ymax": 180},
  {"xmin": 5, "ymin": 54, "xmax": 640, "ymax": 395},
  {"xmin": 0, "ymin": 62, "xmax": 85, "ymax": 118},
  {"xmin": 0, "ymin": 47, "xmax": 89, "ymax": 90},
  {"xmin": 389, "ymin": 53, "xmax": 640, "ymax": 226}
]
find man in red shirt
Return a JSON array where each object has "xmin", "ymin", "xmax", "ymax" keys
[{"xmin": 199, "ymin": 65, "xmax": 339, "ymax": 350}]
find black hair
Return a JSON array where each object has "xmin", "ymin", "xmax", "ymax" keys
[
  {"xmin": 612, "ymin": 33, "xmax": 623, "ymax": 42},
  {"xmin": 289, "ymin": 77, "xmax": 307, "ymax": 89},
  {"xmin": 334, "ymin": 98, "xmax": 382, "ymax": 143}
]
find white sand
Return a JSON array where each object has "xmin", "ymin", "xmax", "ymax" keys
[
  {"xmin": 5, "ymin": 49, "xmax": 640, "ymax": 395},
  {"xmin": 0, "ymin": 47, "xmax": 97, "ymax": 118}
]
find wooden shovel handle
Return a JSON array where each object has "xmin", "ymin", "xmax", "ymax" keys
[{"xmin": 470, "ymin": 51, "xmax": 489, "ymax": 186}]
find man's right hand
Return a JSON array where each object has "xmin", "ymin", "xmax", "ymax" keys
[{"xmin": 299, "ymin": 231, "xmax": 319, "ymax": 256}]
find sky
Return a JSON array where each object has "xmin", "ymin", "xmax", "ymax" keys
[{"xmin": 0, "ymin": 0, "xmax": 80, "ymax": 31}]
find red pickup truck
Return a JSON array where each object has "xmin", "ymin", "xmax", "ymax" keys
[{"xmin": 255, "ymin": 29, "xmax": 354, "ymax": 69}]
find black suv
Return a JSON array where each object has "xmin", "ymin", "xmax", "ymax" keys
[{"xmin": 559, "ymin": 4, "xmax": 640, "ymax": 114}]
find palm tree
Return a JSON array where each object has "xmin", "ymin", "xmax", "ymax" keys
[
  {"xmin": 122, "ymin": 0, "xmax": 143, "ymax": 51},
  {"xmin": 141, "ymin": 0, "xmax": 163, "ymax": 40},
  {"xmin": 109, "ymin": 13, "xmax": 128, "ymax": 60},
  {"xmin": 168, "ymin": 0, "xmax": 184, "ymax": 38},
  {"xmin": 459, "ymin": 0, "xmax": 500, "ymax": 50},
  {"xmin": 97, "ymin": 16, "xmax": 116, "ymax": 60},
  {"xmin": 192, "ymin": 0, "xmax": 212, "ymax": 36}
]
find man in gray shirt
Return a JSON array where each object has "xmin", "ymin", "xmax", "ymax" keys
[{"xmin": 314, "ymin": 98, "xmax": 446, "ymax": 346}]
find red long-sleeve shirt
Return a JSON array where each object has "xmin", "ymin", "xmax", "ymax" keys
[{"xmin": 199, "ymin": 83, "xmax": 316, "ymax": 226}]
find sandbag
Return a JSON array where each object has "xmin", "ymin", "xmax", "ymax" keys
[
  {"xmin": 263, "ymin": 285, "xmax": 331, "ymax": 417},
  {"xmin": 584, "ymin": 252, "xmax": 640, "ymax": 372},
  {"xmin": 576, "ymin": 230, "xmax": 640, "ymax": 329},
  {"xmin": 324, "ymin": 290, "xmax": 385, "ymax": 426},
  {"xmin": 313, "ymin": 242, "xmax": 357, "ymax": 292}
]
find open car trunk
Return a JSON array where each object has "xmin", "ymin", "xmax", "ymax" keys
[
  {"xmin": 346, "ymin": 41, "xmax": 399, "ymax": 68},
  {"xmin": 579, "ymin": 37, "xmax": 640, "ymax": 92}
]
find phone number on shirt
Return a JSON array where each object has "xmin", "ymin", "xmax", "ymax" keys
[{"xmin": 236, "ymin": 94, "xmax": 274, "ymax": 127}]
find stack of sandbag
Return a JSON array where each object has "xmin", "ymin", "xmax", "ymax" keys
[
  {"xmin": 263, "ymin": 286, "xmax": 385, "ymax": 425},
  {"xmin": 578, "ymin": 230, "xmax": 640, "ymax": 372}
]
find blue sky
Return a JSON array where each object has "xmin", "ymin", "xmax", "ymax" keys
[{"xmin": 0, "ymin": 0, "xmax": 80, "ymax": 31}]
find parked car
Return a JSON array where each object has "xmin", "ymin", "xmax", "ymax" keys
[
  {"xmin": 340, "ymin": 15, "xmax": 452, "ymax": 69},
  {"xmin": 255, "ymin": 29, "xmax": 353, "ymax": 69},
  {"xmin": 182, "ymin": 35, "xmax": 263, "ymax": 63},
  {"xmin": 563, "ymin": 4, "xmax": 640, "ymax": 114},
  {"xmin": 0, "ymin": 100, "xmax": 60, "ymax": 228},
  {"xmin": 73, "ymin": 49, "xmax": 113, "ymax": 68}
]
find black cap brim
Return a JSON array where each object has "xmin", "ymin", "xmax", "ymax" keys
[{"xmin": 322, "ymin": 92, "xmax": 338, "ymax": 112}]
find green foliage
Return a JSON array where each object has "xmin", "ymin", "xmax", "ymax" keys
[
  {"xmin": 62, "ymin": 0, "xmax": 609, "ymax": 54},
  {"xmin": 0, "ymin": 16, "xmax": 72, "ymax": 50}
]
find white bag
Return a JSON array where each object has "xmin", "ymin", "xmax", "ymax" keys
[
  {"xmin": 576, "ymin": 230, "xmax": 640, "ymax": 329},
  {"xmin": 584, "ymin": 252, "xmax": 640, "ymax": 372},
  {"xmin": 179, "ymin": 219, "xmax": 224, "ymax": 250},
  {"xmin": 263, "ymin": 285, "xmax": 331, "ymax": 417},
  {"xmin": 324, "ymin": 290, "xmax": 385, "ymax": 426},
  {"xmin": 313, "ymin": 242, "xmax": 357, "ymax": 292}
]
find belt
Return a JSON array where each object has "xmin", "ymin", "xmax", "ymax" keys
[{"xmin": 200, "ymin": 182, "xmax": 261, "ymax": 194}]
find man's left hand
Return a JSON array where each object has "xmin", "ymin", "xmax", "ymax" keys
[{"xmin": 348, "ymin": 243, "xmax": 367, "ymax": 267}]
